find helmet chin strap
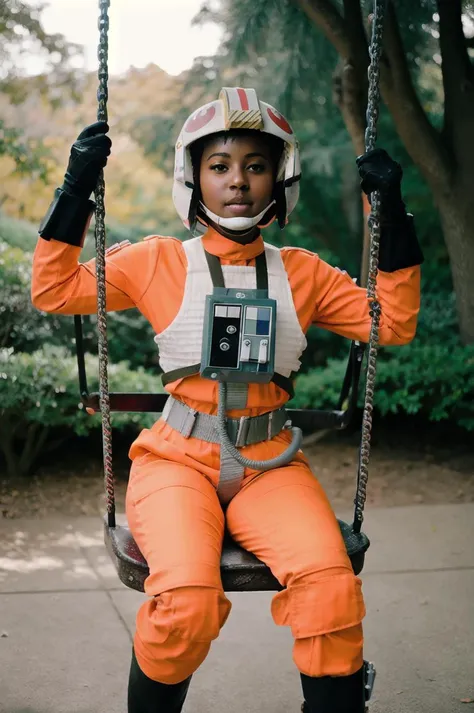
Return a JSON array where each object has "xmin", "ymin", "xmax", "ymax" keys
[
  {"xmin": 201, "ymin": 201, "xmax": 275, "ymax": 232},
  {"xmin": 199, "ymin": 201, "xmax": 276, "ymax": 242}
]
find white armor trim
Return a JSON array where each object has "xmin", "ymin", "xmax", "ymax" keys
[{"xmin": 155, "ymin": 237, "xmax": 307, "ymax": 380}]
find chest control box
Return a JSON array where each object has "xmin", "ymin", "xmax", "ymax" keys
[{"xmin": 200, "ymin": 287, "xmax": 276, "ymax": 383}]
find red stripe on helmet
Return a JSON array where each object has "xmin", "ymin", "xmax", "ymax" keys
[
  {"xmin": 237, "ymin": 88, "xmax": 250, "ymax": 111},
  {"xmin": 267, "ymin": 107, "xmax": 293, "ymax": 135},
  {"xmin": 185, "ymin": 106, "xmax": 216, "ymax": 133}
]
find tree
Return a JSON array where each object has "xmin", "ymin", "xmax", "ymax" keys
[
  {"xmin": 0, "ymin": 0, "xmax": 80, "ymax": 99},
  {"xmin": 0, "ymin": 0, "xmax": 80, "ymax": 175},
  {"xmin": 195, "ymin": 0, "xmax": 474, "ymax": 344}
]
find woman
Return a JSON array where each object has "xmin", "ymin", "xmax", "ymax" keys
[{"xmin": 32, "ymin": 87, "xmax": 422, "ymax": 713}]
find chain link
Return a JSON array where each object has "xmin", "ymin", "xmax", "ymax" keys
[
  {"xmin": 94, "ymin": 0, "xmax": 115, "ymax": 526},
  {"xmin": 353, "ymin": 0, "xmax": 387, "ymax": 533}
]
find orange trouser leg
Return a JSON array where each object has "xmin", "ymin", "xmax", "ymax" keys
[
  {"xmin": 125, "ymin": 453, "xmax": 232, "ymax": 684},
  {"xmin": 226, "ymin": 463, "xmax": 365, "ymax": 678}
]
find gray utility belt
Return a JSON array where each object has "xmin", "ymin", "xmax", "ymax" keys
[{"xmin": 162, "ymin": 396, "xmax": 290, "ymax": 447}]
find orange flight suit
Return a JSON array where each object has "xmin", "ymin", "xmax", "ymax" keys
[{"xmin": 31, "ymin": 227, "xmax": 420, "ymax": 684}]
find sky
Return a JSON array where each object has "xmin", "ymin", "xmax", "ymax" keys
[{"xmin": 25, "ymin": 0, "xmax": 223, "ymax": 76}]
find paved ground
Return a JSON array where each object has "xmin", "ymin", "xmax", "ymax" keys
[{"xmin": 1, "ymin": 503, "xmax": 473, "ymax": 713}]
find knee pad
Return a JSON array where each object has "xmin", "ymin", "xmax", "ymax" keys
[
  {"xmin": 271, "ymin": 570, "xmax": 365, "ymax": 677},
  {"xmin": 271, "ymin": 570, "xmax": 365, "ymax": 639},
  {"xmin": 147, "ymin": 585, "xmax": 232, "ymax": 644},
  {"xmin": 135, "ymin": 586, "xmax": 232, "ymax": 684}
]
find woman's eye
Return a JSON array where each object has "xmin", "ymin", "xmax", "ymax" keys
[
  {"xmin": 210, "ymin": 163, "xmax": 228, "ymax": 173},
  {"xmin": 209, "ymin": 162, "xmax": 268, "ymax": 173},
  {"xmin": 248, "ymin": 164, "xmax": 266, "ymax": 173}
]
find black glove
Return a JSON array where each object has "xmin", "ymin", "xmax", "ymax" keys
[
  {"xmin": 357, "ymin": 147, "xmax": 407, "ymax": 222},
  {"xmin": 38, "ymin": 122, "xmax": 111, "ymax": 246},
  {"xmin": 356, "ymin": 148, "xmax": 424, "ymax": 272},
  {"xmin": 356, "ymin": 148, "xmax": 402, "ymax": 197},
  {"xmin": 62, "ymin": 121, "xmax": 111, "ymax": 199}
]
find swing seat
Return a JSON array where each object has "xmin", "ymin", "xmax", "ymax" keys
[{"xmin": 104, "ymin": 518, "xmax": 369, "ymax": 593}]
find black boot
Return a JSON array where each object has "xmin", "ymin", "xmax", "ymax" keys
[
  {"xmin": 128, "ymin": 648, "xmax": 192, "ymax": 713},
  {"xmin": 300, "ymin": 665, "xmax": 366, "ymax": 713}
]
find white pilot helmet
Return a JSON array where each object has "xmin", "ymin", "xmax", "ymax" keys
[{"xmin": 173, "ymin": 87, "xmax": 301, "ymax": 234}]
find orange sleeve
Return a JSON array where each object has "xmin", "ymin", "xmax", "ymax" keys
[
  {"xmin": 31, "ymin": 236, "xmax": 160, "ymax": 315},
  {"xmin": 282, "ymin": 247, "xmax": 421, "ymax": 346}
]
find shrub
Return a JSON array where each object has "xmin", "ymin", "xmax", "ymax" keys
[
  {"xmin": 293, "ymin": 341, "xmax": 474, "ymax": 429},
  {"xmin": 106, "ymin": 309, "xmax": 160, "ymax": 371},
  {"xmin": 0, "ymin": 238, "xmax": 158, "ymax": 368},
  {"xmin": 0, "ymin": 210, "xmax": 158, "ymax": 261},
  {"xmin": 0, "ymin": 345, "xmax": 163, "ymax": 477},
  {"xmin": 0, "ymin": 212, "xmax": 39, "ymax": 252},
  {"xmin": 0, "ymin": 239, "xmax": 82, "ymax": 353},
  {"xmin": 292, "ymin": 291, "xmax": 474, "ymax": 431}
]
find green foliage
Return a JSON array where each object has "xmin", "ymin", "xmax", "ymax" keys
[
  {"xmin": 0, "ymin": 210, "xmax": 165, "ymax": 262},
  {"xmin": 196, "ymin": 0, "xmax": 445, "ymax": 121},
  {"xmin": 132, "ymin": 114, "xmax": 181, "ymax": 176},
  {"xmin": 375, "ymin": 341, "xmax": 474, "ymax": 429},
  {"xmin": 291, "ymin": 356, "xmax": 347, "ymax": 411},
  {"xmin": 107, "ymin": 309, "xmax": 160, "ymax": 372},
  {"xmin": 0, "ymin": 0, "xmax": 81, "ymax": 102},
  {"xmin": 0, "ymin": 239, "xmax": 79, "ymax": 353},
  {"xmin": 0, "ymin": 0, "xmax": 83, "ymax": 194},
  {"xmin": 0, "ymin": 231, "xmax": 164, "ymax": 478},
  {"xmin": 293, "ymin": 338, "xmax": 474, "ymax": 431},
  {"xmin": 189, "ymin": 0, "xmax": 447, "ymax": 280},
  {"xmin": 0, "ymin": 120, "xmax": 50, "ymax": 179},
  {"xmin": 0, "ymin": 345, "xmax": 161, "ymax": 477},
  {"xmin": 0, "ymin": 227, "xmax": 161, "ymax": 371},
  {"xmin": 293, "ymin": 290, "xmax": 474, "ymax": 430},
  {"xmin": 0, "ymin": 211, "xmax": 38, "ymax": 251}
]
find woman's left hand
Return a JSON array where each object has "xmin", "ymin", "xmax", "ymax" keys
[{"xmin": 356, "ymin": 148, "xmax": 402, "ymax": 196}]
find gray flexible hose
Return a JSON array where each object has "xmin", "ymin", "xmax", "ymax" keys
[{"xmin": 217, "ymin": 381, "xmax": 303, "ymax": 470}]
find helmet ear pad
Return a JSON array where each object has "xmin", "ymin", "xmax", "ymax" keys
[
  {"xmin": 188, "ymin": 141, "xmax": 205, "ymax": 233},
  {"xmin": 188, "ymin": 145, "xmax": 205, "ymax": 233},
  {"xmin": 273, "ymin": 180, "xmax": 287, "ymax": 230},
  {"xmin": 188, "ymin": 184, "xmax": 201, "ymax": 234}
]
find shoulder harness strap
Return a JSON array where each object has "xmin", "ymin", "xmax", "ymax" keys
[{"xmin": 161, "ymin": 249, "xmax": 294, "ymax": 398}]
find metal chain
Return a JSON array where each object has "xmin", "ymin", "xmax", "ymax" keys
[
  {"xmin": 94, "ymin": 0, "xmax": 115, "ymax": 527},
  {"xmin": 353, "ymin": 0, "xmax": 387, "ymax": 533}
]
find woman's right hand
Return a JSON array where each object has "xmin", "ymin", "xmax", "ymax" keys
[{"xmin": 62, "ymin": 121, "xmax": 111, "ymax": 199}]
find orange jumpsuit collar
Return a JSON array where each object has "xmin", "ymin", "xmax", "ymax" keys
[{"xmin": 201, "ymin": 227, "xmax": 265, "ymax": 261}]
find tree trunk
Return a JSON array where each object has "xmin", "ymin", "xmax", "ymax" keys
[
  {"xmin": 295, "ymin": 0, "xmax": 474, "ymax": 339},
  {"xmin": 18, "ymin": 422, "xmax": 50, "ymax": 476},
  {"xmin": 435, "ymin": 190, "xmax": 474, "ymax": 343},
  {"xmin": 0, "ymin": 417, "xmax": 20, "ymax": 479},
  {"xmin": 332, "ymin": 60, "xmax": 371, "ymax": 284}
]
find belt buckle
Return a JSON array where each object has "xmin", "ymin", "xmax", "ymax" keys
[
  {"xmin": 181, "ymin": 407, "xmax": 197, "ymax": 439},
  {"xmin": 267, "ymin": 410, "xmax": 273, "ymax": 440},
  {"xmin": 235, "ymin": 416, "xmax": 250, "ymax": 448}
]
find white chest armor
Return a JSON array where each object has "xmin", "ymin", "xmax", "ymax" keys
[{"xmin": 155, "ymin": 237, "xmax": 307, "ymax": 379}]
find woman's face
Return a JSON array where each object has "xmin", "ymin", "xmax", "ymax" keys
[{"xmin": 199, "ymin": 135, "xmax": 276, "ymax": 220}]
